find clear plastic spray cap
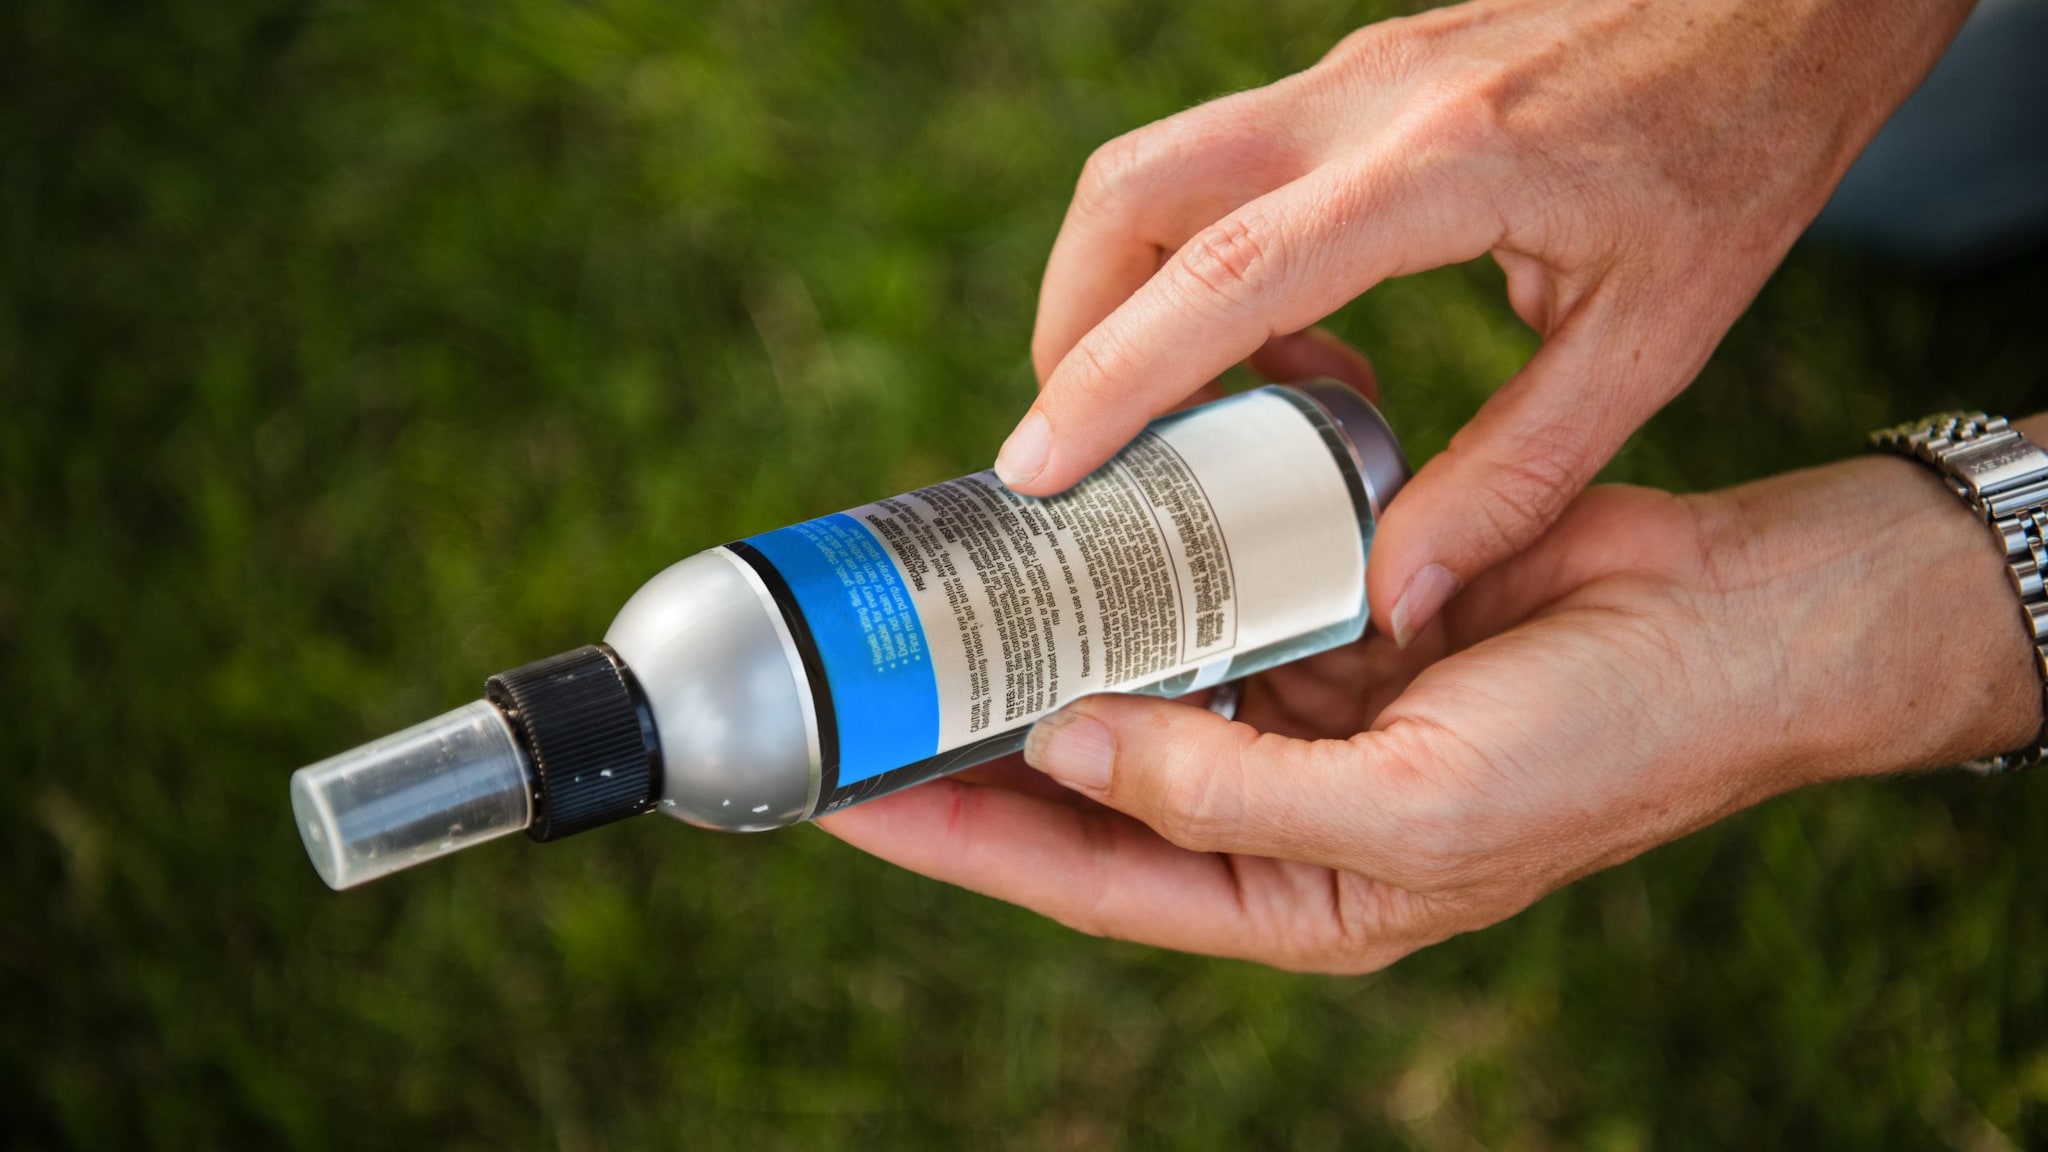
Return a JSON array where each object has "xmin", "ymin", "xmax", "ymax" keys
[{"xmin": 290, "ymin": 699, "xmax": 535, "ymax": 890}]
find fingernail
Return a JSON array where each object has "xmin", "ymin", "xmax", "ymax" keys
[
  {"xmin": 1388, "ymin": 563, "xmax": 1459, "ymax": 649},
  {"xmin": 1024, "ymin": 710, "xmax": 1115, "ymax": 792},
  {"xmin": 995, "ymin": 411, "xmax": 1050, "ymax": 487}
]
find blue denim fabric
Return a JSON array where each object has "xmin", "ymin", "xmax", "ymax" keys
[{"xmin": 1813, "ymin": 0, "xmax": 2048, "ymax": 261}]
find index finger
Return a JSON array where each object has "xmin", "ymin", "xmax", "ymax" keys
[
  {"xmin": 1000, "ymin": 156, "xmax": 1501, "ymax": 495},
  {"xmin": 1031, "ymin": 89, "xmax": 1307, "ymax": 383}
]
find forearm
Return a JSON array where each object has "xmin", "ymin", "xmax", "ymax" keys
[
  {"xmin": 1617, "ymin": 0, "xmax": 1982, "ymax": 196},
  {"xmin": 1701, "ymin": 413, "xmax": 2046, "ymax": 786},
  {"xmin": 1798, "ymin": 0, "xmax": 1983, "ymax": 151}
]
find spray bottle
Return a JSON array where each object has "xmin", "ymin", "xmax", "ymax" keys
[{"xmin": 289, "ymin": 381, "xmax": 1408, "ymax": 888}]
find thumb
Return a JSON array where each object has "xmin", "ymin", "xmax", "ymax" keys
[
  {"xmin": 1369, "ymin": 298, "xmax": 1704, "ymax": 646},
  {"xmin": 1023, "ymin": 694, "xmax": 1391, "ymax": 868}
]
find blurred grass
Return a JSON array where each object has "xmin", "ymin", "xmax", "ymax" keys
[{"xmin": 5, "ymin": 0, "xmax": 2048, "ymax": 1147}]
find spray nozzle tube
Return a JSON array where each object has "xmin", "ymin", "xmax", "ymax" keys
[
  {"xmin": 290, "ymin": 700, "xmax": 535, "ymax": 890},
  {"xmin": 291, "ymin": 646, "xmax": 661, "ymax": 889}
]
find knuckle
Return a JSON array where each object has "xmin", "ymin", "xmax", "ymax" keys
[
  {"xmin": 1316, "ymin": 22, "xmax": 1413, "ymax": 82},
  {"xmin": 1401, "ymin": 72, "xmax": 1505, "ymax": 151},
  {"xmin": 1453, "ymin": 424, "xmax": 1586, "ymax": 554},
  {"xmin": 1365, "ymin": 739, "xmax": 1479, "ymax": 891},
  {"xmin": 1436, "ymin": 74, "xmax": 1519, "ymax": 159},
  {"xmin": 1384, "ymin": 802, "xmax": 1469, "ymax": 890},
  {"xmin": 1056, "ymin": 329, "xmax": 1143, "ymax": 406},
  {"xmin": 1365, "ymin": 73, "xmax": 1520, "ymax": 202},
  {"xmin": 1074, "ymin": 129, "xmax": 1165, "ymax": 220},
  {"xmin": 1276, "ymin": 929, "xmax": 1386, "ymax": 978},
  {"xmin": 1144, "ymin": 726, "xmax": 1253, "ymax": 853},
  {"xmin": 1170, "ymin": 214, "xmax": 1279, "ymax": 314},
  {"xmin": 1150, "ymin": 775, "xmax": 1234, "ymax": 854},
  {"xmin": 1268, "ymin": 875, "xmax": 1430, "ymax": 975},
  {"xmin": 1316, "ymin": 16, "xmax": 1515, "ymax": 152}
]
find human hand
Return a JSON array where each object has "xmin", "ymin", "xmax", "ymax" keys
[
  {"xmin": 820, "ymin": 426, "xmax": 2043, "ymax": 972},
  {"xmin": 998, "ymin": 0, "xmax": 1976, "ymax": 646}
]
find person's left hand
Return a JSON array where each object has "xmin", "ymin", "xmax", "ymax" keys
[{"xmin": 817, "ymin": 446, "xmax": 2040, "ymax": 971}]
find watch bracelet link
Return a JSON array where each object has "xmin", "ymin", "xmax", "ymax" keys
[{"xmin": 1870, "ymin": 411, "xmax": 2048, "ymax": 773}]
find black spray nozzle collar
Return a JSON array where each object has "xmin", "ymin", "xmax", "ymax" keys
[{"xmin": 486, "ymin": 645, "xmax": 661, "ymax": 841}]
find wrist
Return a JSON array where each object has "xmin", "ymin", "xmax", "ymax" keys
[{"xmin": 1699, "ymin": 417, "xmax": 2047, "ymax": 785}]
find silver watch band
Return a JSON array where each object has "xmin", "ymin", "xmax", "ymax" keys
[{"xmin": 1871, "ymin": 412, "xmax": 2048, "ymax": 773}]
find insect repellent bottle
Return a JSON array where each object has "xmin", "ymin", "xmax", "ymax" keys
[{"xmin": 290, "ymin": 381, "xmax": 1408, "ymax": 889}]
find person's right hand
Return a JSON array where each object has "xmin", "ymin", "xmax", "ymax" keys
[{"xmin": 998, "ymin": 0, "xmax": 1976, "ymax": 646}]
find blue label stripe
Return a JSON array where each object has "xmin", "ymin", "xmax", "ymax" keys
[{"xmin": 742, "ymin": 513, "xmax": 940, "ymax": 786}]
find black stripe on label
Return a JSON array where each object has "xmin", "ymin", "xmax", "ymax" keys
[
  {"xmin": 724, "ymin": 540, "xmax": 840, "ymax": 808},
  {"xmin": 815, "ymin": 726, "xmax": 1030, "ymax": 815}
]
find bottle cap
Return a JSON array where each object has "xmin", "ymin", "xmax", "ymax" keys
[{"xmin": 485, "ymin": 645, "xmax": 661, "ymax": 841}]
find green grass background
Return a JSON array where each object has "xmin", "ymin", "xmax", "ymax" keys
[{"xmin": 6, "ymin": 0, "xmax": 2048, "ymax": 1147}]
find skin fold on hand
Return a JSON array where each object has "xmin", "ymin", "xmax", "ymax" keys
[
  {"xmin": 996, "ymin": 0, "xmax": 1978, "ymax": 648},
  {"xmin": 819, "ymin": 415, "xmax": 2046, "ymax": 973}
]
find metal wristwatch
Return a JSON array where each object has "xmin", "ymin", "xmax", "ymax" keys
[{"xmin": 1870, "ymin": 412, "xmax": 2048, "ymax": 773}]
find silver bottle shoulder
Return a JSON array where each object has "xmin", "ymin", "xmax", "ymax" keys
[{"xmin": 604, "ymin": 548, "xmax": 820, "ymax": 830}]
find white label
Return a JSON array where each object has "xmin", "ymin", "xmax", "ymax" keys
[{"xmin": 849, "ymin": 388, "xmax": 1366, "ymax": 752}]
